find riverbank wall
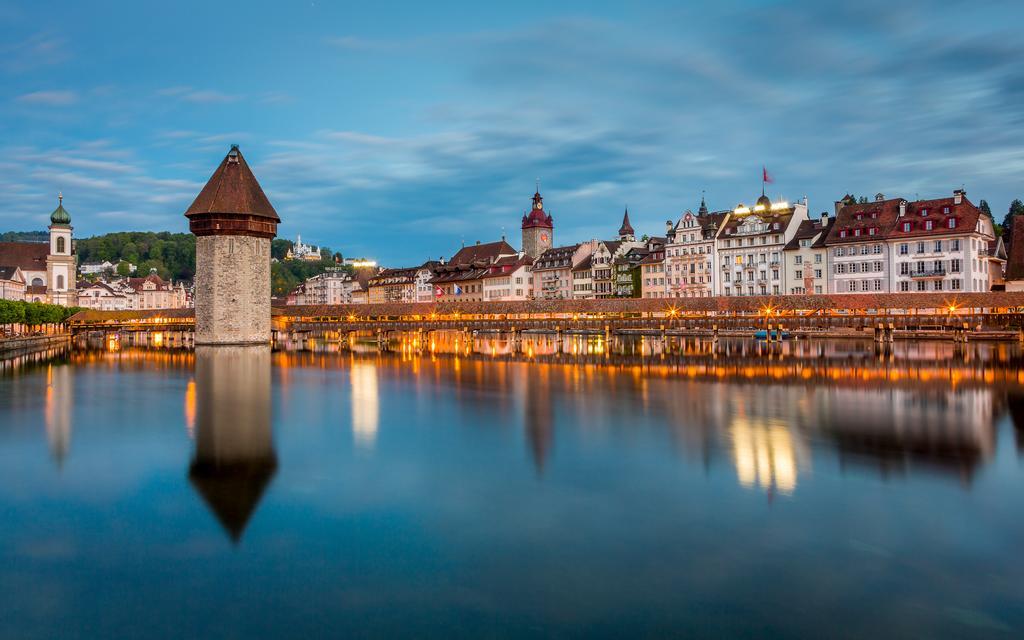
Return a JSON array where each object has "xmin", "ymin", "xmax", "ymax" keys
[{"xmin": 0, "ymin": 334, "xmax": 71, "ymax": 359}]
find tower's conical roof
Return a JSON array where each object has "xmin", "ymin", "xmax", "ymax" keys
[
  {"xmin": 189, "ymin": 456, "xmax": 277, "ymax": 543},
  {"xmin": 185, "ymin": 145, "xmax": 279, "ymax": 222},
  {"xmin": 618, "ymin": 208, "xmax": 635, "ymax": 236}
]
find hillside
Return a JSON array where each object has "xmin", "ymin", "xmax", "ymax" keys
[{"xmin": 71, "ymin": 232, "xmax": 343, "ymax": 295}]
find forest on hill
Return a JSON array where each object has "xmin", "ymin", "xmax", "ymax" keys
[{"xmin": 65, "ymin": 232, "xmax": 343, "ymax": 295}]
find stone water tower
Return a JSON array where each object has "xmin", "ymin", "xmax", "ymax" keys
[{"xmin": 185, "ymin": 145, "xmax": 279, "ymax": 345}]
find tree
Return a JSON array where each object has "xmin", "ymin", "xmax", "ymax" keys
[
  {"xmin": 979, "ymin": 199, "xmax": 992, "ymax": 217},
  {"xmin": 1004, "ymin": 199, "xmax": 1024, "ymax": 243}
]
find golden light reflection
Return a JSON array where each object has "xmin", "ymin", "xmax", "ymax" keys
[
  {"xmin": 351, "ymin": 361, "xmax": 379, "ymax": 449},
  {"xmin": 184, "ymin": 379, "xmax": 196, "ymax": 439},
  {"xmin": 43, "ymin": 363, "xmax": 73, "ymax": 466},
  {"xmin": 730, "ymin": 416, "xmax": 804, "ymax": 495}
]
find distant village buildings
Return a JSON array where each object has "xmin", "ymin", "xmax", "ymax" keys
[{"xmin": 270, "ymin": 185, "xmax": 1010, "ymax": 306}]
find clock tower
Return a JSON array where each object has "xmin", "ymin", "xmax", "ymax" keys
[{"xmin": 521, "ymin": 189, "xmax": 554, "ymax": 259}]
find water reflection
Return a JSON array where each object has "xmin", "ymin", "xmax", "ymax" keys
[
  {"xmin": 43, "ymin": 363, "xmax": 73, "ymax": 467},
  {"xmin": 188, "ymin": 346, "xmax": 276, "ymax": 543},
  {"xmin": 351, "ymin": 360, "xmax": 379, "ymax": 449}
]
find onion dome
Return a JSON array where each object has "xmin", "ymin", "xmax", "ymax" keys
[
  {"xmin": 50, "ymin": 193, "xmax": 71, "ymax": 225},
  {"xmin": 756, "ymin": 194, "xmax": 772, "ymax": 209}
]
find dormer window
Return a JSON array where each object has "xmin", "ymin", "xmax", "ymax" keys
[
  {"xmin": 924, "ymin": 220, "xmax": 933, "ymax": 231},
  {"xmin": 943, "ymin": 207, "xmax": 950, "ymax": 214},
  {"xmin": 871, "ymin": 212, "xmax": 878, "ymax": 219},
  {"xmin": 855, "ymin": 213, "xmax": 863, "ymax": 221},
  {"xmin": 839, "ymin": 230, "xmax": 848, "ymax": 238},
  {"xmin": 947, "ymin": 218, "xmax": 956, "ymax": 229},
  {"xmin": 921, "ymin": 209, "xmax": 928, "ymax": 216},
  {"xmin": 902, "ymin": 222, "xmax": 912, "ymax": 232},
  {"xmin": 868, "ymin": 227, "xmax": 876, "ymax": 236},
  {"xmin": 854, "ymin": 229, "xmax": 861, "ymax": 237}
]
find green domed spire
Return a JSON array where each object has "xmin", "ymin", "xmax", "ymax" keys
[{"xmin": 50, "ymin": 192, "xmax": 71, "ymax": 225}]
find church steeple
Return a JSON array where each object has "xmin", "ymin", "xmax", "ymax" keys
[{"xmin": 618, "ymin": 207, "xmax": 635, "ymax": 241}]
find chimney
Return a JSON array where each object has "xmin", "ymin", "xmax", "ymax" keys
[
  {"xmin": 875, "ymin": 193, "xmax": 885, "ymax": 202},
  {"xmin": 899, "ymin": 200, "xmax": 908, "ymax": 217},
  {"xmin": 820, "ymin": 211, "xmax": 829, "ymax": 222},
  {"xmin": 954, "ymin": 189, "xmax": 965, "ymax": 205},
  {"xmin": 834, "ymin": 200, "xmax": 844, "ymax": 215},
  {"xmin": 665, "ymin": 220, "xmax": 673, "ymax": 233}
]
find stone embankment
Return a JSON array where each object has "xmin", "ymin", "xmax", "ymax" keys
[{"xmin": 0, "ymin": 334, "xmax": 71, "ymax": 358}]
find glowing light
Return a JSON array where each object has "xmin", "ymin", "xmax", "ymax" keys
[
  {"xmin": 152, "ymin": 332, "xmax": 163, "ymax": 347},
  {"xmin": 770, "ymin": 201, "xmax": 790, "ymax": 210},
  {"xmin": 351, "ymin": 362, "xmax": 379, "ymax": 449},
  {"xmin": 184, "ymin": 379, "xmax": 196, "ymax": 438},
  {"xmin": 753, "ymin": 204, "xmax": 766, "ymax": 212},
  {"xmin": 734, "ymin": 206, "xmax": 750, "ymax": 214}
]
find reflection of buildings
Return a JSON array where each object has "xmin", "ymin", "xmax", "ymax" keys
[
  {"xmin": 189, "ymin": 346, "xmax": 276, "ymax": 543},
  {"xmin": 821, "ymin": 387, "xmax": 997, "ymax": 482},
  {"xmin": 350, "ymin": 361, "xmax": 379, "ymax": 448},
  {"xmin": 44, "ymin": 363, "xmax": 73, "ymax": 466},
  {"xmin": 1011, "ymin": 393, "xmax": 1024, "ymax": 455}
]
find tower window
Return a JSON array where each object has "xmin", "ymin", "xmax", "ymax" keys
[{"xmin": 56, "ymin": 236, "xmax": 66, "ymax": 253}]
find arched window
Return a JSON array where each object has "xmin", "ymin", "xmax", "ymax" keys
[
  {"xmin": 56, "ymin": 275, "xmax": 65, "ymax": 290},
  {"xmin": 56, "ymin": 236, "xmax": 66, "ymax": 253},
  {"xmin": 31, "ymin": 277, "xmax": 44, "ymax": 287}
]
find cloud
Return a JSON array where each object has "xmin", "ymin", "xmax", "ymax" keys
[
  {"xmin": 0, "ymin": 32, "xmax": 69, "ymax": 73},
  {"xmin": 156, "ymin": 86, "xmax": 238, "ymax": 103},
  {"xmin": 15, "ymin": 90, "xmax": 78, "ymax": 106}
]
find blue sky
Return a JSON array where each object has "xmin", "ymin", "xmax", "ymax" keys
[{"xmin": 1, "ymin": 0, "xmax": 1022, "ymax": 264}]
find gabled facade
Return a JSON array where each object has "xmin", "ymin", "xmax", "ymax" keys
[
  {"xmin": 665, "ymin": 198, "xmax": 728, "ymax": 298},
  {"xmin": 639, "ymin": 237, "xmax": 668, "ymax": 298},
  {"xmin": 0, "ymin": 266, "xmax": 26, "ymax": 301},
  {"xmin": 482, "ymin": 254, "xmax": 533, "ymax": 301},
  {"xmin": 717, "ymin": 195, "xmax": 808, "ymax": 296},
  {"xmin": 783, "ymin": 214, "xmax": 833, "ymax": 295},
  {"xmin": 531, "ymin": 244, "xmax": 582, "ymax": 300},
  {"xmin": 76, "ymin": 280, "xmax": 129, "ymax": 310}
]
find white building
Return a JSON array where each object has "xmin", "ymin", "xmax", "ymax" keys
[
  {"xmin": 76, "ymin": 281, "xmax": 129, "ymax": 310},
  {"xmin": 717, "ymin": 195, "xmax": 808, "ymax": 296},
  {"xmin": 823, "ymin": 190, "xmax": 995, "ymax": 293},
  {"xmin": 0, "ymin": 195, "xmax": 77, "ymax": 305}
]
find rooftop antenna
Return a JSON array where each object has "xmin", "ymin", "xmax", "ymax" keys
[{"xmin": 58, "ymin": 191, "xmax": 63, "ymax": 205}]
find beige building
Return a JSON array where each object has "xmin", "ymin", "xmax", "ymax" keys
[
  {"xmin": 783, "ymin": 214, "xmax": 833, "ymax": 295},
  {"xmin": 0, "ymin": 267, "xmax": 26, "ymax": 301},
  {"xmin": 665, "ymin": 198, "xmax": 728, "ymax": 298},
  {"xmin": 431, "ymin": 240, "xmax": 517, "ymax": 302},
  {"xmin": 76, "ymin": 281, "xmax": 129, "ymax": 310},
  {"xmin": 639, "ymin": 237, "xmax": 668, "ymax": 298}
]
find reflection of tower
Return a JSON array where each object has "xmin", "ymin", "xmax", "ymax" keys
[
  {"xmin": 729, "ymin": 416, "xmax": 803, "ymax": 495},
  {"xmin": 44, "ymin": 363, "xmax": 73, "ymax": 467},
  {"xmin": 1008, "ymin": 392, "xmax": 1024, "ymax": 456},
  {"xmin": 351, "ymin": 361, "xmax": 379, "ymax": 448},
  {"xmin": 523, "ymin": 366, "xmax": 553, "ymax": 473},
  {"xmin": 189, "ymin": 346, "xmax": 276, "ymax": 543}
]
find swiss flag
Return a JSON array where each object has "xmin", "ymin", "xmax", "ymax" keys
[
  {"xmin": 435, "ymin": 286, "xmax": 443, "ymax": 297},
  {"xmin": 762, "ymin": 166, "xmax": 774, "ymax": 184}
]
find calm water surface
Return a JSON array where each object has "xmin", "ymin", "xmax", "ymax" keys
[{"xmin": 1, "ymin": 338, "xmax": 1023, "ymax": 638}]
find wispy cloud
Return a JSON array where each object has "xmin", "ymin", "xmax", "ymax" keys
[
  {"xmin": 0, "ymin": 32, "xmax": 69, "ymax": 72},
  {"xmin": 156, "ymin": 86, "xmax": 238, "ymax": 103},
  {"xmin": 15, "ymin": 90, "xmax": 78, "ymax": 106}
]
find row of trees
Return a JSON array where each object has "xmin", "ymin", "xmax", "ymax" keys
[{"xmin": 0, "ymin": 300, "xmax": 81, "ymax": 333}]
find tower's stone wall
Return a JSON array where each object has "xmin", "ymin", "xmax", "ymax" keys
[
  {"xmin": 522, "ymin": 227, "xmax": 552, "ymax": 260},
  {"xmin": 194, "ymin": 235, "xmax": 271, "ymax": 345}
]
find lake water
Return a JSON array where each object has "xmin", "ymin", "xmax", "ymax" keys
[{"xmin": 1, "ymin": 338, "xmax": 1023, "ymax": 638}]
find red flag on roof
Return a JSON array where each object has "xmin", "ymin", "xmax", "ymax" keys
[{"xmin": 762, "ymin": 166, "xmax": 773, "ymax": 184}]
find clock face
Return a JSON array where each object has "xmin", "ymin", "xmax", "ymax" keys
[{"xmin": 540, "ymin": 233, "xmax": 548, "ymax": 242}]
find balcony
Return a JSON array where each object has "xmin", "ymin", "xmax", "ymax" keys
[{"xmin": 910, "ymin": 269, "xmax": 946, "ymax": 278}]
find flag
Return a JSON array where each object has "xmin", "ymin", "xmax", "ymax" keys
[
  {"xmin": 762, "ymin": 166, "xmax": 773, "ymax": 184},
  {"xmin": 454, "ymin": 285, "xmax": 463, "ymax": 296},
  {"xmin": 434, "ymin": 286, "xmax": 443, "ymax": 297}
]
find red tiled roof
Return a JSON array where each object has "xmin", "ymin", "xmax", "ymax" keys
[
  {"xmin": 886, "ymin": 196, "xmax": 982, "ymax": 240},
  {"xmin": 184, "ymin": 146, "xmax": 280, "ymax": 222},
  {"xmin": 448, "ymin": 240, "xmax": 517, "ymax": 266},
  {"xmin": 0, "ymin": 242, "xmax": 48, "ymax": 271}
]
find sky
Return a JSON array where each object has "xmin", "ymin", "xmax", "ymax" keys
[{"xmin": 1, "ymin": 0, "xmax": 1023, "ymax": 264}]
